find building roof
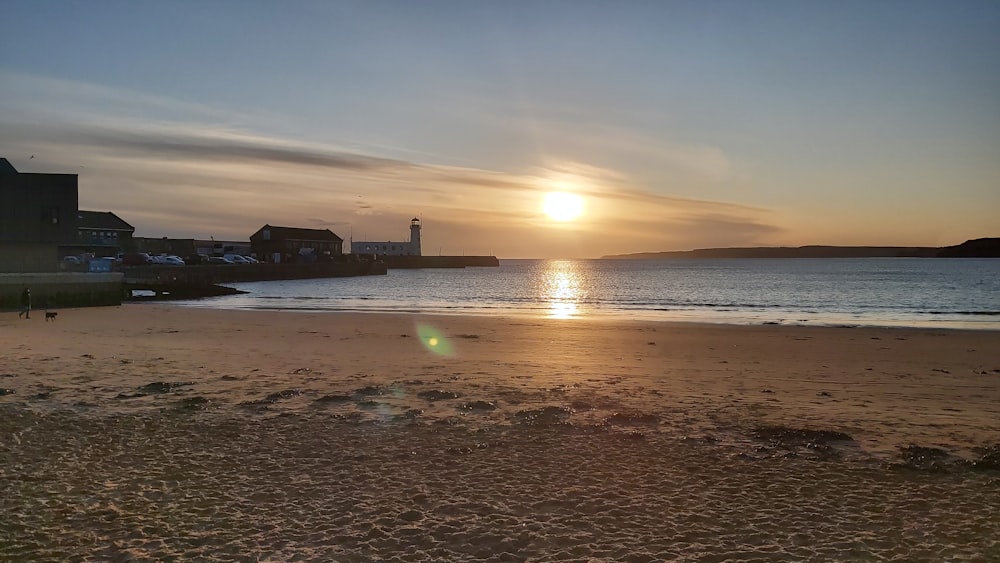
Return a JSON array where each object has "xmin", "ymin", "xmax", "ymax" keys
[
  {"xmin": 78, "ymin": 211, "xmax": 135, "ymax": 231},
  {"xmin": 0, "ymin": 158, "xmax": 18, "ymax": 175},
  {"xmin": 251, "ymin": 224, "xmax": 343, "ymax": 242}
]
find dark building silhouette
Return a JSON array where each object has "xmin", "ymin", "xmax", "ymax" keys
[
  {"xmin": 0, "ymin": 157, "xmax": 79, "ymax": 272},
  {"xmin": 250, "ymin": 225, "xmax": 344, "ymax": 263},
  {"xmin": 76, "ymin": 211, "xmax": 135, "ymax": 257}
]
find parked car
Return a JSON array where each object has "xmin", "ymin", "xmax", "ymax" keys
[
  {"xmin": 122, "ymin": 253, "xmax": 153, "ymax": 266},
  {"xmin": 161, "ymin": 255, "xmax": 186, "ymax": 266},
  {"xmin": 223, "ymin": 254, "xmax": 251, "ymax": 264},
  {"xmin": 207, "ymin": 256, "xmax": 234, "ymax": 264},
  {"xmin": 62, "ymin": 256, "xmax": 81, "ymax": 265}
]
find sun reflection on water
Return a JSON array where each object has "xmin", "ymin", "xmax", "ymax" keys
[{"xmin": 542, "ymin": 261, "xmax": 584, "ymax": 319}]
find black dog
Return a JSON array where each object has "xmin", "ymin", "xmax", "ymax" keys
[{"xmin": 45, "ymin": 310, "xmax": 58, "ymax": 322}]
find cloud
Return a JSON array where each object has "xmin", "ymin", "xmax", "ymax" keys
[
  {"xmin": 0, "ymin": 73, "xmax": 782, "ymax": 256},
  {"xmin": 482, "ymin": 111, "xmax": 734, "ymax": 184},
  {"xmin": 3, "ymin": 118, "xmax": 414, "ymax": 173},
  {"xmin": 0, "ymin": 71, "xmax": 229, "ymax": 123}
]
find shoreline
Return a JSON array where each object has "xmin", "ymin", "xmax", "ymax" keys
[
  {"xmin": 169, "ymin": 299, "xmax": 1000, "ymax": 331},
  {"xmin": 3, "ymin": 304, "xmax": 999, "ymax": 559}
]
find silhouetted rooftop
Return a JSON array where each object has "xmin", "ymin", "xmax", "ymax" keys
[
  {"xmin": 252, "ymin": 225, "xmax": 343, "ymax": 242},
  {"xmin": 0, "ymin": 158, "xmax": 18, "ymax": 175},
  {"xmin": 78, "ymin": 211, "xmax": 135, "ymax": 231}
]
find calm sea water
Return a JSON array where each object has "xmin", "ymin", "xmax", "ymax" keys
[{"xmin": 174, "ymin": 258, "xmax": 1000, "ymax": 329}]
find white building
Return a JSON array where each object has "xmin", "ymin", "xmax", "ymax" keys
[{"xmin": 351, "ymin": 218, "xmax": 422, "ymax": 256}]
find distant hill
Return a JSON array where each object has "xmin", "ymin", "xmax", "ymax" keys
[
  {"xmin": 601, "ymin": 238, "xmax": 1000, "ymax": 260},
  {"xmin": 935, "ymin": 238, "xmax": 1000, "ymax": 258}
]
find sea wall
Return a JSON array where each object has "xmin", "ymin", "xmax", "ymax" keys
[
  {"xmin": 0, "ymin": 272, "xmax": 124, "ymax": 309},
  {"xmin": 123, "ymin": 260, "xmax": 387, "ymax": 286}
]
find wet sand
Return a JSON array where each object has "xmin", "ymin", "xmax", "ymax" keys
[{"xmin": 2, "ymin": 305, "xmax": 999, "ymax": 560}]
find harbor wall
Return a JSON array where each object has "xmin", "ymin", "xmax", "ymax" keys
[
  {"xmin": 0, "ymin": 272, "xmax": 124, "ymax": 309},
  {"xmin": 123, "ymin": 260, "xmax": 387, "ymax": 286}
]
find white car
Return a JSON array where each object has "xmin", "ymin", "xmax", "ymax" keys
[
  {"xmin": 223, "ymin": 254, "xmax": 251, "ymax": 264},
  {"xmin": 161, "ymin": 256, "xmax": 186, "ymax": 266}
]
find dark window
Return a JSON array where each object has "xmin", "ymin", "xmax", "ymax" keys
[{"xmin": 41, "ymin": 206, "xmax": 59, "ymax": 225}]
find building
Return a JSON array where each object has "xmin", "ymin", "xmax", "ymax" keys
[
  {"xmin": 76, "ymin": 211, "xmax": 135, "ymax": 257},
  {"xmin": 351, "ymin": 218, "xmax": 422, "ymax": 256},
  {"xmin": 0, "ymin": 157, "xmax": 79, "ymax": 272},
  {"xmin": 250, "ymin": 225, "xmax": 344, "ymax": 263}
]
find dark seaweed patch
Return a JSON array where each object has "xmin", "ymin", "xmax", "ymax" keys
[
  {"xmin": 140, "ymin": 381, "xmax": 194, "ymax": 394},
  {"xmin": 314, "ymin": 394, "xmax": 352, "ymax": 404},
  {"xmin": 603, "ymin": 412, "xmax": 660, "ymax": 426},
  {"xmin": 894, "ymin": 444, "xmax": 953, "ymax": 472},
  {"xmin": 513, "ymin": 406, "xmax": 573, "ymax": 427},
  {"xmin": 417, "ymin": 390, "xmax": 460, "ymax": 401},
  {"xmin": 174, "ymin": 396, "xmax": 213, "ymax": 412},
  {"xmin": 457, "ymin": 400, "xmax": 498, "ymax": 412},
  {"xmin": 240, "ymin": 388, "xmax": 303, "ymax": 409},
  {"xmin": 752, "ymin": 426, "xmax": 853, "ymax": 447},
  {"xmin": 970, "ymin": 444, "xmax": 1000, "ymax": 471},
  {"xmin": 264, "ymin": 389, "xmax": 302, "ymax": 402},
  {"xmin": 354, "ymin": 385, "xmax": 387, "ymax": 397}
]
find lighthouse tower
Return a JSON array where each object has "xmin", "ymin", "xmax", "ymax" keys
[{"xmin": 409, "ymin": 218, "xmax": 422, "ymax": 256}]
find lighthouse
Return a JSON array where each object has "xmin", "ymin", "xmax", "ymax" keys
[{"xmin": 409, "ymin": 218, "xmax": 422, "ymax": 256}]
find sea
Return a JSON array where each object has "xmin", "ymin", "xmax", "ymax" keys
[{"xmin": 173, "ymin": 258, "xmax": 1000, "ymax": 329}]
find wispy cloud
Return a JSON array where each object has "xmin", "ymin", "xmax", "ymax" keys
[{"xmin": 0, "ymin": 73, "xmax": 782, "ymax": 255}]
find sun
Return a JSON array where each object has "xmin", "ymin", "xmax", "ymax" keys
[{"xmin": 542, "ymin": 191, "xmax": 584, "ymax": 222}]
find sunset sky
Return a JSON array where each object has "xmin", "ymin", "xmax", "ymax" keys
[{"xmin": 2, "ymin": 1, "xmax": 998, "ymax": 258}]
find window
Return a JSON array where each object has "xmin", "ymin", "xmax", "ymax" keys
[{"xmin": 41, "ymin": 206, "xmax": 59, "ymax": 225}]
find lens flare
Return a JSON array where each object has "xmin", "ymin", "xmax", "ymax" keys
[{"xmin": 417, "ymin": 324, "xmax": 455, "ymax": 357}]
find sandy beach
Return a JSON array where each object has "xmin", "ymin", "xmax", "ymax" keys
[{"xmin": 2, "ymin": 305, "xmax": 999, "ymax": 561}]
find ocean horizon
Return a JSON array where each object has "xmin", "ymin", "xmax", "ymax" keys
[{"xmin": 169, "ymin": 258, "xmax": 1000, "ymax": 330}]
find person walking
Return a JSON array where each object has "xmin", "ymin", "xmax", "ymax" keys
[{"xmin": 18, "ymin": 288, "xmax": 31, "ymax": 319}]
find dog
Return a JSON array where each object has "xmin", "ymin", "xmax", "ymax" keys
[{"xmin": 45, "ymin": 310, "xmax": 58, "ymax": 322}]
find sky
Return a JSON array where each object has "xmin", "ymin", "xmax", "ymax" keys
[{"xmin": 1, "ymin": 0, "xmax": 998, "ymax": 258}]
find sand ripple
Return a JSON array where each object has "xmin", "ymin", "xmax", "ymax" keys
[{"xmin": 2, "ymin": 407, "xmax": 998, "ymax": 561}]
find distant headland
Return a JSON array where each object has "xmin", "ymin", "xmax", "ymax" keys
[{"xmin": 601, "ymin": 238, "xmax": 1000, "ymax": 260}]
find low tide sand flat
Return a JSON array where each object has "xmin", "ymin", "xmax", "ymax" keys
[{"xmin": 2, "ymin": 305, "xmax": 999, "ymax": 560}]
